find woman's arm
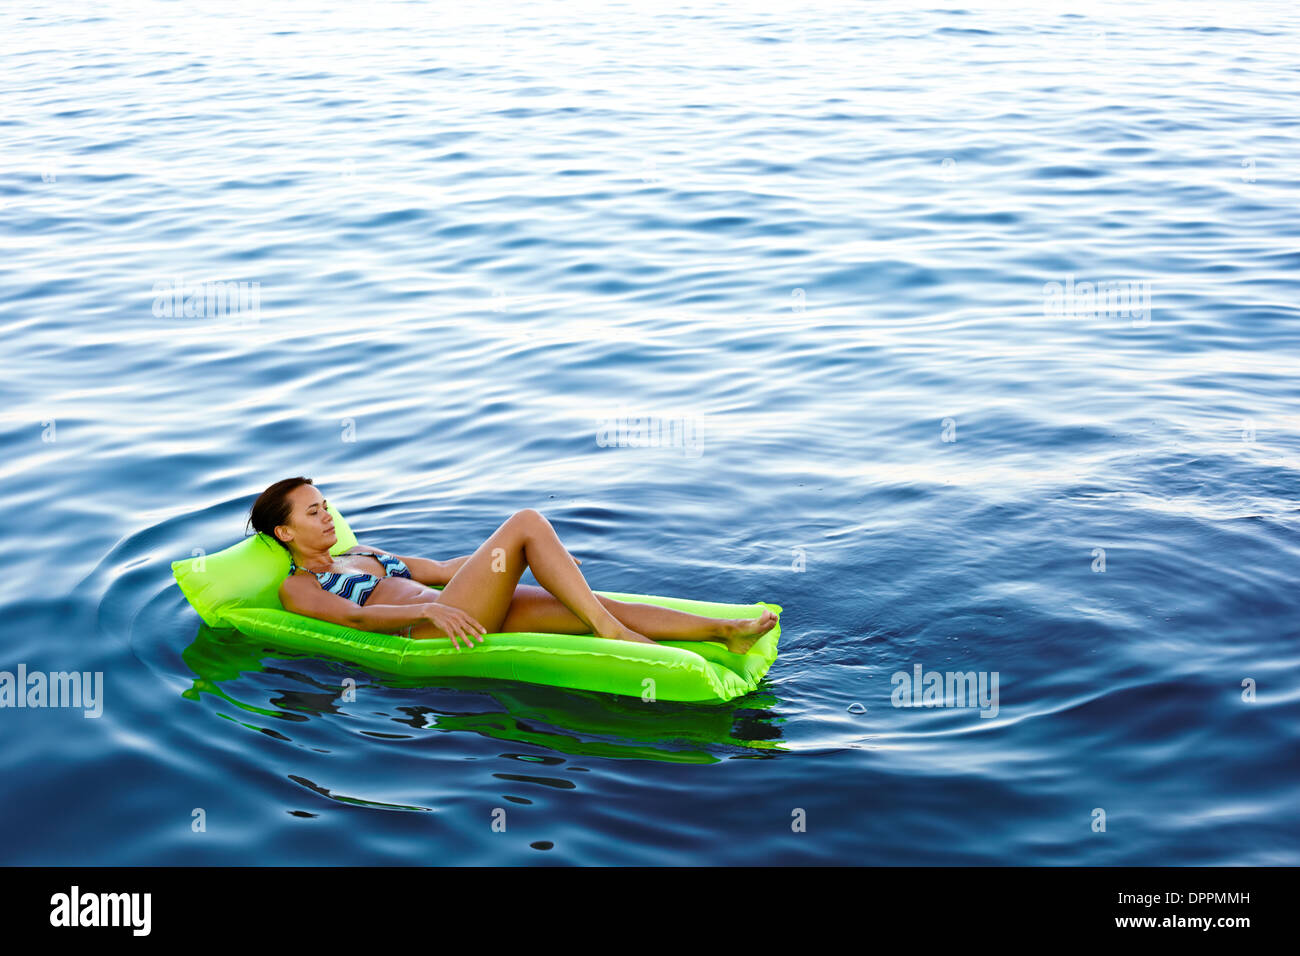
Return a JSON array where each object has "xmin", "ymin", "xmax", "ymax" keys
[
  {"xmin": 280, "ymin": 576, "xmax": 431, "ymax": 633},
  {"xmin": 436, "ymin": 554, "xmax": 474, "ymax": 582},
  {"xmin": 353, "ymin": 542, "xmax": 466, "ymax": 587}
]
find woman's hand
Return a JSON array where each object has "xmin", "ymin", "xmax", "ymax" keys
[{"xmin": 422, "ymin": 602, "xmax": 487, "ymax": 650}]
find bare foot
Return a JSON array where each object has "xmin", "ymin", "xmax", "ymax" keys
[{"xmin": 719, "ymin": 610, "xmax": 778, "ymax": 655}]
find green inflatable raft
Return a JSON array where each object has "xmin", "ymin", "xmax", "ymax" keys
[{"xmin": 171, "ymin": 504, "xmax": 782, "ymax": 704}]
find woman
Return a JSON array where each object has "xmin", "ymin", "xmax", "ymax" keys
[{"xmin": 247, "ymin": 477, "xmax": 778, "ymax": 653}]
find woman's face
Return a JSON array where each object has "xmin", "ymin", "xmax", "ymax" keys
[{"xmin": 278, "ymin": 485, "xmax": 337, "ymax": 552}]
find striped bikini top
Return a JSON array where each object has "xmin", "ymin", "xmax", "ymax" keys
[{"xmin": 287, "ymin": 549, "xmax": 413, "ymax": 606}]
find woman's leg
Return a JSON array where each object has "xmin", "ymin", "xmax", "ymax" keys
[
  {"xmin": 414, "ymin": 509, "xmax": 652, "ymax": 644},
  {"xmin": 499, "ymin": 584, "xmax": 778, "ymax": 654}
]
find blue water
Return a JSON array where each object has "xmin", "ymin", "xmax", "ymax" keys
[{"xmin": 3, "ymin": 0, "xmax": 1298, "ymax": 865}]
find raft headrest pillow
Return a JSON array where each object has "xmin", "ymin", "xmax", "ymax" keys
[{"xmin": 171, "ymin": 502, "xmax": 359, "ymax": 629}]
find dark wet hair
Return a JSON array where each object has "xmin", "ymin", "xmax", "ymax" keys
[{"xmin": 246, "ymin": 476, "xmax": 314, "ymax": 553}]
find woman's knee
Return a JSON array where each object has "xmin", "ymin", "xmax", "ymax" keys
[{"xmin": 509, "ymin": 508, "xmax": 546, "ymax": 533}]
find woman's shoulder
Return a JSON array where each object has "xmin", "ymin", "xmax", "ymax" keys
[{"xmin": 280, "ymin": 569, "xmax": 312, "ymax": 596}]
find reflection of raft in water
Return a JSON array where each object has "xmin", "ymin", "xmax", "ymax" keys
[{"xmin": 171, "ymin": 506, "xmax": 782, "ymax": 705}]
